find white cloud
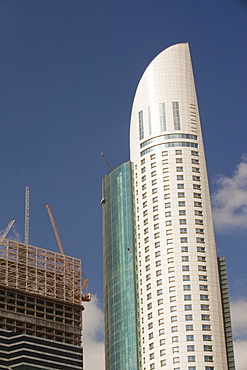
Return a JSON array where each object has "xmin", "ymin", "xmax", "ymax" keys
[
  {"xmin": 212, "ymin": 155, "xmax": 247, "ymax": 232},
  {"xmin": 83, "ymin": 294, "xmax": 105, "ymax": 370},
  {"xmin": 231, "ymin": 299, "xmax": 247, "ymax": 370}
]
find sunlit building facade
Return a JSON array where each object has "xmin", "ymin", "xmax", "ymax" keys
[{"xmin": 103, "ymin": 43, "xmax": 235, "ymax": 370}]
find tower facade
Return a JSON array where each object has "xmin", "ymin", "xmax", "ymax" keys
[{"xmin": 103, "ymin": 43, "xmax": 235, "ymax": 370}]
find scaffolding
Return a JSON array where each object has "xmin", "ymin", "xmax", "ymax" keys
[{"xmin": 0, "ymin": 238, "xmax": 82, "ymax": 305}]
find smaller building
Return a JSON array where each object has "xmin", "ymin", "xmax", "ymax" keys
[{"xmin": 0, "ymin": 238, "xmax": 84, "ymax": 369}]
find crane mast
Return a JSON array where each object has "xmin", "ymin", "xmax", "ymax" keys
[{"xmin": 24, "ymin": 185, "xmax": 30, "ymax": 244}]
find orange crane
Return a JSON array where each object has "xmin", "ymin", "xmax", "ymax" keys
[{"xmin": 46, "ymin": 205, "xmax": 90, "ymax": 302}]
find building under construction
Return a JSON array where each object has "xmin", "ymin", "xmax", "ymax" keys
[{"xmin": 0, "ymin": 237, "xmax": 85, "ymax": 369}]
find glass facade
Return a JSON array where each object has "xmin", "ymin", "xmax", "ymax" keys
[{"xmin": 102, "ymin": 162, "xmax": 140, "ymax": 370}]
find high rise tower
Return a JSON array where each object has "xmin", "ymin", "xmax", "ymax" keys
[{"xmin": 102, "ymin": 43, "xmax": 235, "ymax": 370}]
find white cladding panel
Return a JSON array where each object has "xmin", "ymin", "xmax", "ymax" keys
[{"xmin": 130, "ymin": 43, "xmax": 227, "ymax": 369}]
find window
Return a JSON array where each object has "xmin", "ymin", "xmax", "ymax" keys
[
  {"xmin": 188, "ymin": 367, "xmax": 196, "ymax": 370},
  {"xmin": 176, "ymin": 150, "xmax": 182, "ymax": 155},
  {"xmin": 147, "ymin": 303, "xmax": 152, "ymax": 309},
  {"xmin": 171, "ymin": 316, "xmax": 177, "ymax": 322},
  {"xmin": 159, "ymin": 328, "xmax": 165, "ymax": 335},
  {"xmin": 178, "ymin": 201, "xmax": 185, "ymax": 207},
  {"xmin": 179, "ymin": 210, "xmax": 186, "ymax": 215},
  {"xmin": 194, "ymin": 201, "xmax": 202, "ymax": 207},
  {"xmin": 170, "ymin": 296, "xmax": 176, "ymax": 302},
  {"xmin": 195, "ymin": 210, "xmax": 203, "ymax": 216},
  {"xmin": 166, "ymin": 220, "xmax": 172, "ymax": 226},
  {"xmin": 198, "ymin": 256, "xmax": 206, "ymax": 262},
  {"xmin": 161, "ymin": 359, "xmax": 166, "ymax": 366},
  {"xmin": 157, "ymin": 289, "xmax": 163, "ymax": 296},
  {"xmin": 155, "ymin": 251, "xmax": 161, "ymax": 258},
  {"xmin": 178, "ymin": 192, "xmax": 185, "ymax": 198},
  {"xmin": 169, "ymin": 286, "xmax": 176, "ymax": 292},
  {"xmin": 202, "ymin": 325, "xmax": 211, "ymax": 331},
  {"xmin": 187, "ymin": 345, "xmax": 195, "ymax": 351},
  {"xmin": 188, "ymin": 356, "xmax": 196, "ymax": 362},
  {"xmin": 154, "ymin": 232, "xmax": 160, "ymax": 239},
  {"xmin": 147, "ymin": 283, "xmax": 151, "ymax": 290},
  {"xmin": 200, "ymin": 285, "xmax": 208, "ymax": 291},
  {"xmin": 152, "ymin": 179, "xmax": 157, "ymax": 185},
  {"xmin": 199, "ymin": 275, "xmax": 208, "ymax": 281},
  {"xmin": 151, "ymin": 162, "xmax": 156, "ymax": 169},
  {"xmin": 149, "ymin": 332, "xmax": 154, "ymax": 339},
  {"xmin": 152, "ymin": 188, "xmax": 157, "ymax": 194},
  {"xmin": 173, "ymin": 346, "xmax": 179, "ymax": 353},
  {"xmin": 173, "ymin": 357, "xmax": 180, "ymax": 363},
  {"xmin": 141, "ymin": 158, "xmax": 145, "ymax": 165},
  {"xmin": 139, "ymin": 110, "xmax": 144, "ymax": 140},
  {"xmin": 149, "ymin": 343, "xmax": 154, "ymax": 350},
  {"xmin": 182, "ymin": 266, "xmax": 190, "ymax": 271},
  {"xmin": 141, "ymin": 166, "xmax": 146, "ymax": 173},
  {"xmin": 168, "ymin": 267, "xmax": 175, "ymax": 273},
  {"xmin": 180, "ymin": 219, "xmax": 187, "ymax": 224},
  {"xmin": 177, "ymin": 175, "xmax": 184, "ymax": 180},
  {"xmin": 182, "ymin": 256, "xmax": 189, "ymax": 262},
  {"xmin": 165, "ymin": 202, "xmax": 171, "ymax": 208},
  {"xmin": 143, "ymin": 209, "xmax": 148, "ymax": 216},
  {"xmin": 151, "ymin": 171, "xmax": 156, "ymax": 177},
  {"xmin": 171, "ymin": 326, "xmax": 178, "ymax": 332},
  {"xmin": 181, "ymin": 246, "xmax": 188, "ymax": 252},
  {"xmin": 157, "ymin": 279, "xmax": 162, "ymax": 286},
  {"xmin": 176, "ymin": 158, "xmax": 183, "ymax": 163},
  {"xmin": 159, "ymin": 318, "xmax": 164, "ymax": 325},
  {"xmin": 147, "ymin": 293, "xmax": 152, "ymax": 300},
  {"xmin": 160, "ymin": 103, "xmax": 166, "ymax": 131},
  {"xmin": 185, "ymin": 314, "xmax": 193, "ymax": 321},
  {"xmin": 184, "ymin": 295, "xmax": 191, "ymax": 301},
  {"xmin": 203, "ymin": 335, "xmax": 212, "ymax": 341},
  {"xmin": 150, "ymin": 363, "xmax": 155, "ymax": 370},
  {"xmin": 193, "ymin": 176, "xmax": 201, "ymax": 181},
  {"xmin": 192, "ymin": 167, "xmax": 200, "ymax": 173},
  {"xmin": 158, "ymin": 299, "xmax": 163, "ymax": 305},
  {"xmin": 150, "ymin": 154, "xmax": 155, "ymax": 160},
  {"xmin": 204, "ymin": 345, "xmax": 213, "ymax": 352},
  {"xmin": 180, "ymin": 228, "xmax": 187, "ymax": 234},
  {"xmin": 177, "ymin": 167, "xmax": 183, "ymax": 172},
  {"xmin": 155, "ymin": 241, "xmax": 160, "ymax": 248},
  {"xmin": 200, "ymin": 295, "xmax": 209, "ymax": 301},
  {"xmin": 177, "ymin": 184, "xmax": 184, "ymax": 189},
  {"xmin": 183, "ymin": 275, "xmax": 190, "ymax": 281},
  {"xmin": 160, "ymin": 339, "xmax": 166, "ymax": 345},
  {"xmin": 156, "ymin": 270, "xmax": 162, "ymax": 276},
  {"xmin": 148, "ymin": 322, "xmax": 153, "ymax": 329},
  {"xmin": 205, "ymin": 367, "xmax": 214, "ymax": 370},
  {"xmin": 170, "ymin": 306, "xmax": 177, "ymax": 312},
  {"xmin": 204, "ymin": 356, "xmax": 213, "ymax": 362},
  {"xmin": 164, "ymin": 193, "xmax": 170, "ymax": 200},
  {"xmin": 148, "ymin": 312, "xmax": 153, "ymax": 319},
  {"xmin": 186, "ymin": 325, "xmax": 193, "ymax": 331},
  {"xmin": 185, "ymin": 304, "xmax": 192, "ymax": 311},
  {"xmin": 169, "ymin": 276, "xmax": 175, "ymax": 282},
  {"xmin": 197, "ymin": 247, "xmax": 206, "ymax": 253},
  {"xmin": 198, "ymin": 265, "xmax": 207, "ymax": 272},
  {"xmin": 183, "ymin": 285, "xmax": 191, "ymax": 291},
  {"xmin": 153, "ymin": 196, "xmax": 158, "ymax": 203},
  {"xmin": 153, "ymin": 214, "xmax": 159, "ymax": 221},
  {"xmin": 158, "ymin": 308, "xmax": 164, "ymax": 315},
  {"xmin": 154, "ymin": 223, "xmax": 159, "ymax": 230},
  {"xmin": 186, "ymin": 335, "xmax": 194, "ymax": 341},
  {"xmin": 173, "ymin": 102, "xmax": 181, "ymax": 130},
  {"xmin": 197, "ymin": 237, "xmax": 205, "ymax": 243},
  {"xmin": 146, "ymin": 274, "xmax": 151, "ymax": 281},
  {"xmin": 165, "ymin": 211, "xmax": 171, "ymax": 217},
  {"xmin": 156, "ymin": 260, "xmax": 161, "ymax": 267},
  {"xmin": 180, "ymin": 237, "xmax": 188, "ymax": 243},
  {"xmin": 201, "ymin": 304, "xmax": 210, "ymax": 311},
  {"xmin": 194, "ymin": 193, "xmax": 202, "ymax": 198},
  {"xmin": 193, "ymin": 184, "xmax": 201, "ymax": 189},
  {"xmin": 168, "ymin": 257, "xmax": 174, "ymax": 263},
  {"xmin": 191, "ymin": 150, "xmax": 199, "ymax": 156}
]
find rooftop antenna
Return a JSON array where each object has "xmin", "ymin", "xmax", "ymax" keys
[
  {"xmin": 24, "ymin": 185, "xmax": 30, "ymax": 244},
  {"xmin": 101, "ymin": 152, "xmax": 113, "ymax": 171}
]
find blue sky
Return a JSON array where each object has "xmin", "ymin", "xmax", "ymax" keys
[{"xmin": 1, "ymin": 1, "xmax": 247, "ymax": 368}]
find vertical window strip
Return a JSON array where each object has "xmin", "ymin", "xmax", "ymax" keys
[
  {"xmin": 139, "ymin": 110, "xmax": 144, "ymax": 140},
  {"xmin": 173, "ymin": 102, "xmax": 181, "ymax": 130},
  {"xmin": 159, "ymin": 103, "xmax": 166, "ymax": 132},
  {"xmin": 148, "ymin": 106, "xmax": 152, "ymax": 135}
]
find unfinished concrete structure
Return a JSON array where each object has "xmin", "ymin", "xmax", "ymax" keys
[{"xmin": 0, "ymin": 237, "xmax": 84, "ymax": 369}]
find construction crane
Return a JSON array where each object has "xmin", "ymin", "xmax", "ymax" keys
[
  {"xmin": 24, "ymin": 185, "xmax": 30, "ymax": 244},
  {"xmin": 1, "ymin": 219, "xmax": 16, "ymax": 239},
  {"xmin": 45, "ymin": 205, "xmax": 90, "ymax": 302}
]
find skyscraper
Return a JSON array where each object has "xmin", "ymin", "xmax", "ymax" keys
[
  {"xmin": 102, "ymin": 43, "xmax": 235, "ymax": 370},
  {"xmin": 0, "ymin": 237, "xmax": 84, "ymax": 369}
]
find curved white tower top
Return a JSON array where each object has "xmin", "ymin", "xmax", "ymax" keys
[{"xmin": 130, "ymin": 43, "xmax": 228, "ymax": 369}]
